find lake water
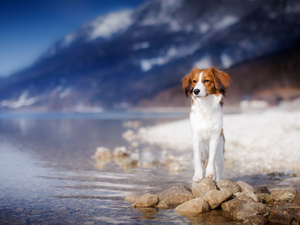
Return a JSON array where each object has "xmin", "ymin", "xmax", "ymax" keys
[{"xmin": 0, "ymin": 112, "xmax": 280, "ymax": 224}]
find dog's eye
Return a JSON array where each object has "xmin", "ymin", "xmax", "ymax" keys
[
  {"xmin": 204, "ymin": 80, "xmax": 209, "ymax": 83},
  {"xmin": 193, "ymin": 80, "xmax": 197, "ymax": 83}
]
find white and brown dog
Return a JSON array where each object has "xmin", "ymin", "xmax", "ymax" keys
[{"xmin": 182, "ymin": 67, "xmax": 230, "ymax": 182}]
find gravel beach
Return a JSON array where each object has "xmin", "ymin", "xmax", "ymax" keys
[{"xmin": 137, "ymin": 106, "xmax": 300, "ymax": 175}]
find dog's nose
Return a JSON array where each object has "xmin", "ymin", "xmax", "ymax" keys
[{"xmin": 194, "ymin": 89, "xmax": 200, "ymax": 95}]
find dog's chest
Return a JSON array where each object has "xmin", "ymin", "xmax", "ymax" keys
[{"xmin": 189, "ymin": 95, "xmax": 223, "ymax": 139}]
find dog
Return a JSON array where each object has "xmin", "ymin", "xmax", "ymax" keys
[{"xmin": 182, "ymin": 67, "xmax": 230, "ymax": 182}]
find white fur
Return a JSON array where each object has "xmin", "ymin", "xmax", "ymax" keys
[
  {"xmin": 190, "ymin": 93, "xmax": 224, "ymax": 182},
  {"xmin": 193, "ymin": 71, "xmax": 206, "ymax": 97}
]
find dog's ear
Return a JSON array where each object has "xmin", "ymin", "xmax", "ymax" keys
[
  {"xmin": 181, "ymin": 71, "xmax": 193, "ymax": 97},
  {"xmin": 210, "ymin": 67, "xmax": 230, "ymax": 96}
]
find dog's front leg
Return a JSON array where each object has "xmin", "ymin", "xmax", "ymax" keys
[
  {"xmin": 192, "ymin": 137, "xmax": 203, "ymax": 182},
  {"xmin": 205, "ymin": 134, "xmax": 219, "ymax": 180}
]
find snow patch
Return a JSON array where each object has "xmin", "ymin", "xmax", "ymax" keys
[
  {"xmin": 140, "ymin": 44, "xmax": 200, "ymax": 72},
  {"xmin": 221, "ymin": 54, "xmax": 233, "ymax": 69},
  {"xmin": 215, "ymin": 15, "xmax": 239, "ymax": 29},
  {"xmin": 1, "ymin": 91, "xmax": 36, "ymax": 109},
  {"xmin": 133, "ymin": 42, "xmax": 150, "ymax": 51},
  {"xmin": 90, "ymin": 9, "xmax": 133, "ymax": 39},
  {"xmin": 193, "ymin": 56, "xmax": 212, "ymax": 69}
]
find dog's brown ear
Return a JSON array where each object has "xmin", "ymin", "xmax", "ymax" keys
[
  {"xmin": 182, "ymin": 71, "xmax": 192, "ymax": 97},
  {"xmin": 210, "ymin": 67, "xmax": 231, "ymax": 96}
]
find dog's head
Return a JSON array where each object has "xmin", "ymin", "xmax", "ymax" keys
[{"xmin": 181, "ymin": 67, "xmax": 230, "ymax": 98}]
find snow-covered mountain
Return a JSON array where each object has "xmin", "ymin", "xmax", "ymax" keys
[{"xmin": 1, "ymin": 0, "xmax": 300, "ymax": 111}]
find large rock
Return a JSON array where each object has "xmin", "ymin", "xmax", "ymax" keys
[
  {"xmin": 174, "ymin": 198, "xmax": 210, "ymax": 215},
  {"xmin": 234, "ymin": 192, "xmax": 263, "ymax": 203},
  {"xmin": 270, "ymin": 188, "xmax": 298, "ymax": 203},
  {"xmin": 157, "ymin": 186, "xmax": 194, "ymax": 206},
  {"xmin": 236, "ymin": 181, "xmax": 255, "ymax": 193},
  {"xmin": 221, "ymin": 198, "xmax": 270, "ymax": 221},
  {"xmin": 202, "ymin": 189, "xmax": 233, "ymax": 209},
  {"xmin": 132, "ymin": 193, "xmax": 159, "ymax": 208},
  {"xmin": 192, "ymin": 178, "xmax": 217, "ymax": 198},
  {"xmin": 217, "ymin": 179, "xmax": 242, "ymax": 194},
  {"xmin": 268, "ymin": 206, "xmax": 300, "ymax": 225},
  {"xmin": 125, "ymin": 194, "xmax": 139, "ymax": 203},
  {"xmin": 235, "ymin": 194, "xmax": 255, "ymax": 203}
]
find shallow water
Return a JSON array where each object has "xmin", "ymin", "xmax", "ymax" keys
[{"xmin": 0, "ymin": 112, "xmax": 288, "ymax": 224}]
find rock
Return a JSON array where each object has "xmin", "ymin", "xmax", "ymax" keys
[
  {"xmin": 157, "ymin": 186, "xmax": 194, "ymax": 206},
  {"xmin": 236, "ymin": 181, "xmax": 255, "ymax": 193},
  {"xmin": 130, "ymin": 152, "xmax": 140, "ymax": 160},
  {"xmin": 91, "ymin": 147, "xmax": 112, "ymax": 160},
  {"xmin": 161, "ymin": 158, "xmax": 174, "ymax": 167},
  {"xmin": 293, "ymin": 195, "xmax": 300, "ymax": 204},
  {"xmin": 154, "ymin": 200, "xmax": 169, "ymax": 209},
  {"xmin": 256, "ymin": 187, "xmax": 270, "ymax": 195},
  {"xmin": 192, "ymin": 177, "xmax": 217, "ymax": 198},
  {"xmin": 174, "ymin": 198, "xmax": 210, "ymax": 215},
  {"xmin": 114, "ymin": 157, "xmax": 138, "ymax": 169},
  {"xmin": 113, "ymin": 146, "xmax": 130, "ymax": 157},
  {"xmin": 270, "ymin": 188, "xmax": 298, "ymax": 203},
  {"xmin": 125, "ymin": 194, "xmax": 139, "ymax": 203},
  {"xmin": 234, "ymin": 192, "xmax": 263, "ymax": 203},
  {"xmin": 132, "ymin": 193, "xmax": 159, "ymax": 208},
  {"xmin": 244, "ymin": 215, "xmax": 268, "ymax": 225},
  {"xmin": 122, "ymin": 130, "xmax": 136, "ymax": 142},
  {"xmin": 217, "ymin": 179, "xmax": 242, "ymax": 194},
  {"xmin": 149, "ymin": 157, "xmax": 159, "ymax": 166},
  {"xmin": 257, "ymin": 193, "xmax": 274, "ymax": 204},
  {"xmin": 221, "ymin": 199, "xmax": 270, "ymax": 221},
  {"xmin": 235, "ymin": 194, "xmax": 255, "ymax": 203},
  {"xmin": 268, "ymin": 206, "xmax": 300, "ymax": 225},
  {"xmin": 203, "ymin": 188, "xmax": 233, "ymax": 209},
  {"xmin": 276, "ymin": 203, "xmax": 300, "ymax": 217},
  {"xmin": 169, "ymin": 162, "xmax": 185, "ymax": 172}
]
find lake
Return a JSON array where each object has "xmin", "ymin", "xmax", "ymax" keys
[{"xmin": 0, "ymin": 112, "xmax": 280, "ymax": 224}]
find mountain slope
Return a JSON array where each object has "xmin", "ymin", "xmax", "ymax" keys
[{"xmin": 1, "ymin": 0, "xmax": 300, "ymax": 111}]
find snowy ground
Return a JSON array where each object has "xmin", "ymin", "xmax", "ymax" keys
[{"xmin": 137, "ymin": 104, "xmax": 300, "ymax": 175}]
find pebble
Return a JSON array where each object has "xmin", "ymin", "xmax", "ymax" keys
[
  {"xmin": 168, "ymin": 162, "xmax": 185, "ymax": 172},
  {"xmin": 174, "ymin": 198, "xmax": 210, "ymax": 215},
  {"xmin": 217, "ymin": 179, "xmax": 242, "ymax": 194},
  {"xmin": 91, "ymin": 147, "xmax": 112, "ymax": 160},
  {"xmin": 132, "ymin": 193, "xmax": 159, "ymax": 208},
  {"xmin": 192, "ymin": 177, "xmax": 217, "ymax": 198},
  {"xmin": 113, "ymin": 146, "xmax": 130, "ymax": 157},
  {"xmin": 236, "ymin": 181, "xmax": 255, "ymax": 193},
  {"xmin": 122, "ymin": 130, "xmax": 136, "ymax": 142}
]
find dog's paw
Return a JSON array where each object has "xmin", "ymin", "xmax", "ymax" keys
[
  {"xmin": 193, "ymin": 173, "xmax": 203, "ymax": 183},
  {"xmin": 206, "ymin": 174, "xmax": 214, "ymax": 179}
]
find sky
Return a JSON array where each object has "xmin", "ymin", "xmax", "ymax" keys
[{"xmin": 0, "ymin": 0, "xmax": 150, "ymax": 77}]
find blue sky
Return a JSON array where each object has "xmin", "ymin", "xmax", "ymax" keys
[{"xmin": 0, "ymin": 0, "xmax": 150, "ymax": 77}]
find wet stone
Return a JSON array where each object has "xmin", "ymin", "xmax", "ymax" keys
[
  {"xmin": 244, "ymin": 215, "xmax": 268, "ymax": 225},
  {"xmin": 270, "ymin": 188, "xmax": 298, "ymax": 203},
  {"xmin": 192, "ymin": 178, "xmax": 217, "ymax": 198},
  {"xmin": 256, "ymin": 187, "xmax": 270, "ymax": 195},
  {"xmin": 202, "ymin": 188, "xmax": 233, "ymax": 209},
  {"xmin": 174, "ymin": 198, "xmax": 210, "ymax": 216},
  {"xmin": 132, "ymin": 193, "xmax": 159, "ymax": 208},
  {"xmin": 234, "ymin": 192, "xmax": 263, "ymax": 203},
  {"xmin": 125, "ymin": 194, "xmax": 139, "ymax": 203},
  {"xmin": 235, "ymin": 194, "xmax": 255, "ymax": 203},
  {"xmin": 157, "ymin": 186, "xmax": 194, "ymax": 206},
  {"xmin": 217, "ymin": 179, "xmax": 242, "ymax": 194},
  {"xmin": 236, "ymin": 181, "xmax": 255, "ymax": 193}
]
